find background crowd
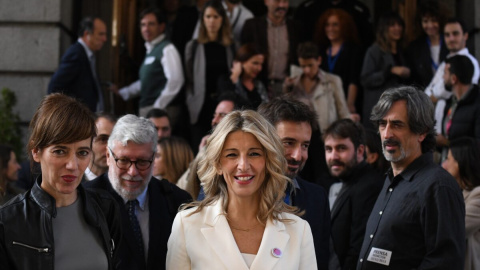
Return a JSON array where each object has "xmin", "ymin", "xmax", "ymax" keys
[{"xmin": 1, "ymin": 0, "xmax": 480, "ymax": 269}]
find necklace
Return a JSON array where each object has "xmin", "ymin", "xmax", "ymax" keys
[{"xmin": 226, "ymin": 216, "xmax": 260, "ymax": 232}]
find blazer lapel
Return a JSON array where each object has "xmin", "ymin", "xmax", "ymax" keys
[
  {"xmin": 201, "ymin": 201, "xmax": 248, "ymax": 270},
  {"xmin": 250, "ymin": 218, "xmax": 290, "ymax": 270}
]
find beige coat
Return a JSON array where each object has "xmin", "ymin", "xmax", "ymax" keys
[
  {"xmin": 288, "ymin": 69, "xmax": 350, "ymax": 134},
  {"xmin": 166, "ymin": 199, "xmax": 317, "ymax": 270},
  {"xmin": 464, "ymin": 186, "xmax": 480, "ymax": 270}
]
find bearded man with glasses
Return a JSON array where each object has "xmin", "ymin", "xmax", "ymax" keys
[{"xmin": 84, "ymin": 114, "xmax": 191, "ymax": 270}]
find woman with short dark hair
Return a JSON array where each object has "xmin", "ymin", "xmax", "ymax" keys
[{"xmin": 0, "ymin": 93, "xmax": 121, "ymax": 269}]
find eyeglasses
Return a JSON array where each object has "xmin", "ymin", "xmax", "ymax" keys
[{"xmin": 108, "ymin": 147, "xmax": 154, "ymax": 171}]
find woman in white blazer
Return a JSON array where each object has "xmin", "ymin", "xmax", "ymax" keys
[
  {"xmin": 442, "ymin": 137, "xmax": 480, "ymax": 270},
  {"xmin": 166, "ymin": 110, "xmax": 317, "ymax": 270}
]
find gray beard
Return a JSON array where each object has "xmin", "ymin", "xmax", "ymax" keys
[
  {"xmin": 108, "ymin": 170, "xmax": 152, "ymax": 201},
  {"xmin": 383, "ymin": 146, "xmax": 407, "ymax": 163}
]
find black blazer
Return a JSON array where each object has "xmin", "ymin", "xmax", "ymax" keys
[
  {"xmin": 84, "ymin": 174, "xmax": 192, "ymax": 270},
  {"xmin": 241, "ymin": 16, "xmax": 303, "ymax": 84},
  {"xmin": 330, "ymin": 162, "xmax": 383, "ymax": 270},
  {"xmin": 48, "ymin": 42, "xmax": 100, "ymax": 112},
  {"xmin": 443, "ymin": 85, "xmax": 480, "ymax": 141},
  {"xmin": 406, "ymin": 35, "xmax": 449, "ymax": 88},
  {"xmin": 292, "ymin": 177, "xmax": 331, "ymax": 270}
]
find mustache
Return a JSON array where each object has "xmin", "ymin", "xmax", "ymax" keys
[
  {"xmin": 328, "ymin": 160, "xmax": 345, "ymax": 167},
  {"xmin": 383, "ymin": 138, "xmax": 400, "ymax": 148},
  {"xmin": 121, "ymin": 175, "xmax": 143, "ymax": 181},
  {"xmin": 287, "ymin": 159, "xmax": 302, "ymax": 166},
  {"xmin": 275, "ymin": 7, "xmax": 287, "ymax": 12}
]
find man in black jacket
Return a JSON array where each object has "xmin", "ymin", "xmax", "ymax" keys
[
  {"xmin": 438, "ymin": 54, "xmax": 480, "ymax": 154},
  {"xmin": 258, "ymin": 97, "xmax": 331, "ymax": 270},
  {"xmin": 324, "ymin": 119, "xmax": 383, "ymax": 269},
  {"xmin": 84, "ymin": 114, "xmax": 191, "ymax": 270}
]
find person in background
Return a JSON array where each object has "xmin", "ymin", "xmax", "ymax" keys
[
  {"xmin": 113, "ymin": 8, "xmax": 185, "ymax": 119},
  {"xmin": 323, "ymin": 119, "xmax": 383, "ymax": 270},
  {"xmin": 241, "ymin": 0, "xmax": 303, "ymax": 97},
  {"xmin": 226, "ymin": 43, "xmax": 268, "ymax": 109},
  {"xmin": 84, "ymin": 112, "xmax": 117, "ymax": 181},
  {"xmin": 0, "ymin": 144, "xmax": 23, "ymax": 205},
  {"xmin": 360, "ymin": 12, "xmax": 410, "ymax": 129},
  {"xmin": 0, "ymin": 93, "xmax": 121, "ymax": 269},
  {"xmin": 84, "ymin": 114, "xmax": 192, "ymax": 270},
  {"xmin": 185, "ymin": 0, "xmax": 235, "ymax": 150},
  {"xmin": 285, "ymin": 41, "xmax": 351, "ymax": 135},
  {"xmin": 153, "ymin": 136, "xmax": 194, "ymax": 185},
  {"xmin": 166, "ymin": 110, "xmax": 317, "ymax": 269},
  {"xmin": 146, "ymin": 108, "xmax": 172, "ymax": 139},
  {"xmin": 222, "ymin": 0, "xmax": 254, "ymax": 45},
  {"xmin": 406, "ymin": 0, "xmax": 450, "ymax": 88},
  {"xmin": 442, "ymin": 137, "xmax": 480, "ymax": 270},
  {"xmin": 364, "ymin": 128, "xmax": 389, "ymax": 174},
  {"xmin": 314, "ymin": 8, "xmax": 362, "ymax": 116},
  {"xmin": 48, "ymin": 17, "xmax": 108, "ymax": 112}
]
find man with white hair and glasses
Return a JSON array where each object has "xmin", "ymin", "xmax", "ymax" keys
[{"xmin": 84, "ymin": 114, "xmax": 191, "ymax": 270}]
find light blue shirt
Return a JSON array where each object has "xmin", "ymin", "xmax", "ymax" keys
[{"xmin": 123, "ymin": 186, "xmax": 149, "ymax": 262}]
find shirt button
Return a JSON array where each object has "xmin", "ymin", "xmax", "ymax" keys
[
  {"xmin": 389, "ymin": 188, "xmax": 393, "ymax": 192},
  {"xmin": 379, "ymin": 211, "xmax": 383, "ymax": 215},
  {"xmin": 370, "ymin": 234, "xmax": 374, "ymax": 238},
  {"xmin": 360, "ymin": 259, "xmax": 363, "ymax": 262}
]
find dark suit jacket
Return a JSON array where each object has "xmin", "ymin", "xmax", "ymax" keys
[
  {"xmin": 84, "ymin": 173, "xmax": 192, "ymax": 270},
  {"xmin": 330, "ymin": 162, "xmax": 383, "ymax": 270},
  {"xmin": 48, "ymin": 42, "xmax": 100, "ymax": 112},
  {"xmin": 443, "ymin": 84, "xmax": 480, "ymax": 142},
  {"xmin": 292, "ymin": 177, "xmax": 331, "ymax": 270},
  {"xmin": 406, "ymin": 35, "xmax": 449, "ymax": 88},
  {"xmin": 241, "ymin": 16, "xmax": 303, "ymax": 84}
]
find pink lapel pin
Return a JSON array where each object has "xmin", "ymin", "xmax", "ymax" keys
[{"xmin": 271, "ymin": 248, "xmax": 282, "ymax": 258}]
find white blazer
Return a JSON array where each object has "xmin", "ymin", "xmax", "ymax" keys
[{"xmin": 166, "ymin": 200, "xmax": 317, "ymax": 270}]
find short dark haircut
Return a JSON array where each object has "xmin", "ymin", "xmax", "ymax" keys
[
  {"xmin": 258, "ymin": 97, "xmax": 318, "ymax": 130},
  {"xmin": 235, "ymin": 43, "xmax": 264, "ymax": 62},
  {"xmin": 94, "ymin": 111, "xmax": 118, "ymax": 124},
  {"xmin": 297, "ymin": 42, "xmax": 320, "ymax": 59},
  {"xmin": 449, "ymin": 137, "xmax": 480, "ymax": 191},
  {"xmin": 145, "ymin": 108, "xmax": 170, "ymax": 120},
  {"xmin": 139, "ymin": 7, "xmax": 166, "ymax": 25},
  {"xmin": 445, "ymin": 17, "xmax": 468, "ymax": 34},
  {"xmin": 78, "ymin": 16, "xmax": 100, "ymax": 37},
  {"xmin": 370, "ymin": 86, "xmax": 436, "ymax": 153},
  {"xmin": 323, "ymin": 119, "xmax": 365, "ymax": 149},
  {"xmin": 446, "ymin": 55, "xmax": 474, "ymax": 85},
  {"xmin": 217, "ymin": 92, "xmax": 242, "ymax": 110}
]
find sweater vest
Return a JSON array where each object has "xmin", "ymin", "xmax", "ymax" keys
[{"xmin": 139, "ymin": 39, "xmax": 169, "ymax": 107}]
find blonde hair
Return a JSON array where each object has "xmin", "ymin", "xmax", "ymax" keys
[
  {"xmin": 197, "ymin": 0, "xmax": 233, "ymax": 46},
  {"xmin": 184, "ymin": 110, "xmax": 299, "ymax": 223},
  {"xmin": 158, "ymin": 136, "xmax": 194, "ymax": 184}
]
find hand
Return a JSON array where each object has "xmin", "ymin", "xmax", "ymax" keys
[
  {"xmin": 391, "ymin": 66, "xmax": 410, "ymax": 78},
  {"xmin": 108, "ymin": 84, "xmax": 119, "ymax": 95},
  {"xmin": 230, "ymin": 61, "xmax": 242, "ymax": 83},
  {"xmin": 350, "ymin": 113, "xmax": 361, "ymax": 122},
  {"xmin": 199, "ymin": 135, "xmax": 210, "ymax": 152},
  {"xmin": 430, "ymin": 94, "xmax": 438, "ymax": 105}
]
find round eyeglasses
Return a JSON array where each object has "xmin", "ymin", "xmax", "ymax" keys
[{"xmin": 108, "ymin": 147, "xmax": 154, "ymax": 171}]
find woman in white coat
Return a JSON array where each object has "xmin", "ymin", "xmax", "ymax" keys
[
  {"xmin": 166, "ymin": 110, "xmax": 317, "ymax": 270},
  {"xmin": 442, "ymin": 137, "xmax": 480, "ymax": 270}
]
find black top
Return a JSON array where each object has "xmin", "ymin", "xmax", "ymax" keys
[
  {"xmin": 357, "ymin": 152, "xmax": 465, "ymax": 269},
  {"xmin": 320, "ymin": 42, "xmax": 362, "ymax": 98}
]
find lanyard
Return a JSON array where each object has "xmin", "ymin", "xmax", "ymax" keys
[
  {"xmin": 426, "ymin": 36, "xmax": 443, "ymax": 71},
  {"xmin": 327, "ymin": 44, "xmax": 344, "ymax": 72}
]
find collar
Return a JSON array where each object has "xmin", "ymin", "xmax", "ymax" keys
[
  {"xmin": 145, "ymin": 34, "xmax": 165, "ymax": 54},
  {"xmin": 266, "ymin": 16, "xmax": 286, "ymax": 27},
  {"xmin": 84, "ymin": 166, "xmax": 98, "ymax": 181},
  {"xmin": 78, "ymin": 38, "xmax": 94, "ymax": 59},
  {"xmin": 291, "ymin": 177, "xmax": 301, "ymax": 190},
  {"xmin": 447, "ymin": 47, "xmax": 469, "ymax": 58},
  {"xmin": 454, "ymin": 84, "xmax": 474, "ymax": 102},
  {"xmin": 122, "ymin": 185, "xmax": 149, "ymax": 211},
  {"xmin": 387, "ymin": 152, "xmax": 433, "ymax": 183}
]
